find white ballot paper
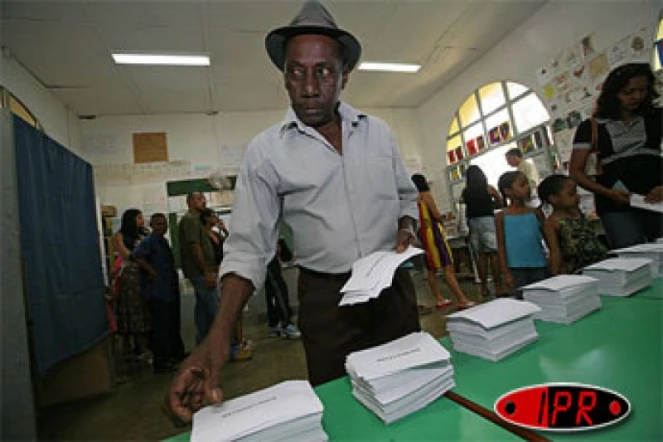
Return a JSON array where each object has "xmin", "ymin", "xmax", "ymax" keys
[
  {"xmin": 613, "ymin": 242, "xmax": 663, "ymax": 277},
  {"xmin": 522, "ymin": 275, "xmax": 602, "ymax": 324},
  {"xmin": 192, "ymin": 380, "xmax": 327, "ymax": 442},
  {"xmin": 339, "ymin": 247, "xmax": 424, "ymax": 306},
  {"xmin": 583, "ymin": 257, "xmax": 652, "ymax": 296},
  {"xmin": 345, "ymin": 332, "xmax": 454, "ymax": 424},
  {"xmin": 630, "ymin": 194, "xmax": 663, "ymax": 214},
  {"xmin": 446, "ymin": 299, "xmax": 541, "ymax": 361}
]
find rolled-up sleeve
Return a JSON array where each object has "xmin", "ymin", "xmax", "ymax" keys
[
  {"xmin": 219, "ymin": 140, "xmax": 281, "ymax": 291},
  {"xmin": 390, "ymin": 133, "xmax": 419, "ymax": 220}
]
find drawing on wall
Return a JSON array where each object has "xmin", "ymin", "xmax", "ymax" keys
[
  {"xmin": 588, "ymin": 53, "xmax": 610, "ymax": 83},
  {"xmin": 499, "ymin": 121, "xmax": 511, "ymax": 141},
  {"xmin": 455, "ymin": 146, "xmax": 464, "ymax": 161},
  {"xmin": 448, "ymin": 150, "xmax": 457, "ymax": 164},
  {"xmin": 607, "ymin": 38, "xmax": 629, "ymax": 66},
  {"xmin": 628, "ymin": 28, "xmax": 651, "ymax": 57},
  {"xmin": 543, "ymin": 83, "xmax": 556, "ymax": 101},
  {"xmin": 466, "ymin": 138, "xmax": 478, "ymax": 156},
  {"xmin": 552, "ymin": 117, "xmax": 567, "ymax": 133},
  {"xmin": 488, "ymin": 126, "xmax": 501, "ymax": 144},
  {"xmin": 562, "ymin": 46, "xmax": 583, "ymax": 70},
  {"xmin": 518, "ymin": 135, "xmax": 535, "ymax": 154},
  {"xmin": 476, "ymin": 135, "xmax": 486, "ymax": 151},
  {"xmin": 581, "ymin": 34, "xmax": 596, "ymax": 59},
  {"xmin": 566, "ymin": 110, "xmax": 583, "ymax": 129}
]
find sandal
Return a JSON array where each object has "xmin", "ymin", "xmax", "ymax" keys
[
  {"xmin": 436, "ymin": 299, "xmax": 453, "ymax": 309},
  {"xmin": 458, "ymin": 301, "xmax": 477, "ymax": 309}
]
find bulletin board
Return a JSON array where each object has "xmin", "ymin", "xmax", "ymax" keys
[
  {"xmin": 535, "ymin": 27, "xmax": 654, "ymax": 168},
  {"xmin": 133, "ymin": 132, "xmax": 168, "ymax": 163}
]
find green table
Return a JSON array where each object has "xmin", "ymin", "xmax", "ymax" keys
[
  {"xmin": 165, "ymin": 376, "xmax": 519, "ymax": 441},
  {"xmin": 444, "ymin": 289, "xmax": 663, "ymax": 440},
  {"xmin": 632, "ymin": 278, "xmax": 663, "ymax": 300}
]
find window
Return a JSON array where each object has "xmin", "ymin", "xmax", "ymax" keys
[
  {"xmin": 445, "ymin": 81, "xmax": 551, "ymax": 186},
  {"xmin": 1, "ymin": 86, "xmax": 41, "ymax": 129}
]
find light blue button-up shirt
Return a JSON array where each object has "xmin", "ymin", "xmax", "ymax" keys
[{"xmin": 219, "ymin": 102, "xmax": 419, "ymax": 290}]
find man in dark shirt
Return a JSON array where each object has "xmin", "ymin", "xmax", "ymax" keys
[{"xmin": 133, "ymin": 213, "xmax": 185, "ymax": 372}]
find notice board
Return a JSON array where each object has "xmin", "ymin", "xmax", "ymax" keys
[{"xmin": 133, "ymin": 132, "xmax": 168, "ymax": 163}]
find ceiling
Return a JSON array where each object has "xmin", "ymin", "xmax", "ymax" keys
[{"xmin": 1, "ymin": 0, "xmax": 547, "ymax": 116}]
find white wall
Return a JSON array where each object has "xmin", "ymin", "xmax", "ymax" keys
[
  {"xmin": 0, "ymin": 53, "xmax": 82, "ymax": 157},
  {"xmin": 416, "ymin": 0, "xmax": 661, "ymax": 211},
  {"xmin": 81, "ymin": 105, "xmax": 423, "ymax": 216}
]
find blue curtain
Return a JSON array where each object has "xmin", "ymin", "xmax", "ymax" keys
[{"xmin": 13, "ymin": 116, "xmax": 109, "ymax": 375}]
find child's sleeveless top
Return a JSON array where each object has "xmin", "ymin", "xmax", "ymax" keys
[
  {"xmin": 503, "ymin": 212, "xmax": 547, "ymax": 268},
  {"xmin": 558, "ymin": 214, "xmax": 608, "ymax": 274}
]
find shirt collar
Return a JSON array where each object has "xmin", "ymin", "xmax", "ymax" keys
[{"xmin": 280, "ymin": 102, "xmax": 367, "ymax": 135}]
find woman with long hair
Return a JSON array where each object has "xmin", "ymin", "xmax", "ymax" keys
[
  {"xmin": 200, "ymin": 208, "xmax": 252, "ymax": 362},
  {"xmin": 569, "ymin": 63, "xmax": 662, "ymax": 248},
  {"xmin": 112, "ymin": 208, "xmax": 152, "ymax": 364},
  {"xmin": 411, "ymin": 174, "xmax": 475, "ymax": 309},
  {"xmin": 461, "ymin": 165, "xmax": 504, "ymax": 297}
]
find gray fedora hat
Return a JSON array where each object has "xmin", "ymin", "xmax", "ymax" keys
[{"xmin": 265, "ymin": 0, "xmax": 362, "ymax": 72}]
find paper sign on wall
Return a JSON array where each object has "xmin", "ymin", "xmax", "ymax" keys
[{"xmin": 133, "ymin": 132, "xmax": 168, "ymax": 164}]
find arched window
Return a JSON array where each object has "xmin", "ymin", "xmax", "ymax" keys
[
  {"xmin": 446, "ymin": 81, "xmax": 555, "ymax": 204},
  {"xmin": 0, "ymin": 86, "xmax": 42, "ymax": 129}
]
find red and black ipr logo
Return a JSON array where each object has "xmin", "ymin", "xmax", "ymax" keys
[{"xmin": 494, "ymin": 383, "xmax": 630, "ymax": 431}]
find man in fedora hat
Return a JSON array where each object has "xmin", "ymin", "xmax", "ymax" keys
[{"xmin": 165, "ymin": 0, "xmax": 421, "ymax": 422}]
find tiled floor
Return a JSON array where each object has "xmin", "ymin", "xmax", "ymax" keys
[{"xmin": 37, "ymin": 271, "xmax": 486, "ymax": 441}]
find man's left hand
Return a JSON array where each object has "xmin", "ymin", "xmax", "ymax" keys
[{"xmin": 396, "ymin": 227, "xmax": 419, "ymax": 253}]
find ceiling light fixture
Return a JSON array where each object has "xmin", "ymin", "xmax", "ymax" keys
[
  {"xmin": 111, "ymin": 53, "xmax": 210, "ymax": 66},
  {"xmin": 358, "ymin": 62, "xmax": 421, "ymax": 73}
]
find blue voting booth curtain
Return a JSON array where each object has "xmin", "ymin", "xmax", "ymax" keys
[{"xmin": 13, "ymin": 116, "xmax": 109, "ymax": 375}]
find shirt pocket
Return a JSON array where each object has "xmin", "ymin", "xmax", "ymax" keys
[{"xmin": 366, "ymin": 155, "xmax": 397, "ymax": 200}]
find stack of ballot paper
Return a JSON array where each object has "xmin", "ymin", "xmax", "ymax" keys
[
  {"xmin": 583, "ymin": 257, "xmax": 652, "ymax": 296},
  {"xmin": 191, "ymin": 380, "xmax": 327, "ymax": 442},
  {"xmin": 446, "ymin": 299, "xmax": 541, "ymax": 361},
  {"xmin": 339, "ymin": 247, "xmax": 424, "ymax": 306},
  {"xmin": 613, "ymin": 243, "xmax": 663, "ymax": 277},
  {"xmin": 522, "ymin": 275, "xmax": 601, "ymax": 324},
  {"xmin": 345, "ymin": 332, "xmax": 454, "ymax": 424}
]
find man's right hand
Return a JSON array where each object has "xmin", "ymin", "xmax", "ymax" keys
[{"xmin": 164, "ymin": 329, "xmax": 230, "ymax": 424}]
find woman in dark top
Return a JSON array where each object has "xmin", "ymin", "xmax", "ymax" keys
[
  {"xmin": 112, "ymin": 208, "xmax": 152, "ymax": 363},
  {"xmin": 200, "ymin": 208, "xmax": 228, "ymax": 266},
  {"xmin": 461, "ymin": 165, "xmax": 505, "ymax": 297},
  {"xmin": 569, "ymin": 63, "xmax": 662, "ymax": 248},
  {"xmin": 199, "ymin": 208, "xmax": 252, "ymax": 361}
]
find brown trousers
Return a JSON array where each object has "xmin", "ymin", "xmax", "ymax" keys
[{"xmin": 297, "ymin": 267, "xmax": 420, "ymax": 386}]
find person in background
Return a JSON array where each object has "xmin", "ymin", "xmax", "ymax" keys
[
  {"xmin": 166, "ymin": 1, "xmax": 422, "ymax": 422},
  {"xmin": 569, "ymin": 63, "xmax": 662, "ymax": 249},
  {"xmin": 178, "ymin": 193, "xmax": 218, "ymax": 345},
  {"xmin": 411, "ymin": 173, "xmax": 475, "ymax": 309},
  {"xmin": 112, "ymin": 208, "xmax": 152, "ymax": 364},
  {"xmin": 132, "ymin": 213, "xmax": 185, "ymax": 373},
  {"xmin": 265, "ymin": 238, "xmax": 301, "ymax": 339},
  {"xmin": 496, "ymin": 171, "xmax": 551, "ymax": 296},
  {"xmin": 538, "ymin": 175, "xmax": 608, "ymax": 275},
  {"xmin": 505, "ymin": 148, "xmax": 540, "ymax": 191},
  {"xmin": 200, "ymin": 208, "xmax": 253, "ymax": 362},
  {"xmin": 461, "ymin": 165, "xmax": 504, "ymax": 298}
]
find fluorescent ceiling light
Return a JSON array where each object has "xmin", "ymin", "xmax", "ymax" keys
[
  {"xmin": 358, "ymin": 62, "xmax": 421, "ymax": 73},
  {"xmin": 111, "ymin": 53, "xmax": 210, "ymax": 66}
]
